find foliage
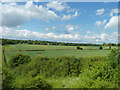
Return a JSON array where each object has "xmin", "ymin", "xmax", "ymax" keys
[
  {"xmin": 76, "ymin": 46, "xmax": 83, "ymax": 50},
  {"xmin": 107, "ymin": 49, "xmax": 119, "ymax": 69},
  {"xmin": 2, "ymin": 48, "xmax": 119, "ymax": 88},
  {"xmin": 10, "ymin": 56, "xmax": 81, "ymax": 77},
  {"xmin": 2, "ymin": 38, "xmax": 118, "ymax": 46},
  {"xmin": 99, "ymin": 46, "xmax": 103, "ymax": 50},
  {"xmin": 77, "ymin": 46, "xmax": 80, "ymax": 49},
  {"xmin": 79, "ymin": 60, "xmax": 118, "ymax": 88},
  {"xmin": 9, "ymin": 54, "xmax": 31, "ymax": 68},
  {"xmin": 20, "ymin": 76, "xmax": 52, "ymax": 89},
  {"xmin": 2, "ymin": 67, "xmax": 13, "ymax": 89}
]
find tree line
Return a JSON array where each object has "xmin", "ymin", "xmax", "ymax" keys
[{"xmin": 0, "ymin": 38, "xmax": 119, "ymax": 46}]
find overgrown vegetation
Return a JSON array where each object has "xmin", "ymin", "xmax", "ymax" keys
[
  {"xmin": 2, "ymin": 48, "xmax": 119, "ymax": 88},
  {"xmin": 14, "ymin": 76, "xmax": 52, "ymax": 89},
  {"xmin": 9, "ymin": 54, "xmax": 31, "ymax": 68},
  {"xmin": 2, "ymin": 67, "xmax": 13, "ymax": 89}
]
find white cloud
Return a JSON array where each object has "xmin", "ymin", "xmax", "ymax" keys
[
  {"xmin": 1, "ymin": 1, "xmax": 79, "ymax": 27},
  {"xmin": 44, "ymin": 26, "xmax": 56, "ymax": 31},
  {"xmin": 86, "ymin": 31, "xmax": 92, "ymax": 34},
  {"xmin": 96, "ymin": 9, "xmax": 119, "ymax": 30},
  {"xmin": 95, "ymin": 19, "xmax": 106, "ymax": 26},
  {"xmin": 1, "ymin": 1, "xmax": 59, "ymax": 27},
  {"xmin": 1, "ymin": 0, "xmax": 40, "ymax": 2},
  {"xmin": 0, "ymin": 27, "xmax": 16, "ymax": 37},
  {"xmin": 104, "ymin": 16, "xmax": 118, "ymax": 30},
  {"xmin": 47, "ymin": 1, "xmax": 67, "ymax": 11},
  {"xmin": 65, "ymin": 24, "xmax": 79, "ymax": 32},
  {"xmin": 96, "ymin": 8, "xmax": 105, "ymax": 15},
  {"xmin": 8, "ymin": 3, "xmax": 17, "ymax": 6},
  {"xmin": 2, "ymin": 4, "xmax": 31, "ymax": 27},
  {"xmin": 99, "ymin": 33, "xmax": 108, "ymax": 40},
  {"xmin": 61, "ymin": 11, "xmax": 78, "ymax": 20},
  {"xmin": 1, "ymin": 0, "xmax": 120, "ymax": 2},
  {"xmin": 0, "ymin": 27, "xmax": 118, "ymax": 43},
  {"xmin": 0, "ymin": 27, "xmax": 80, "ymax": 41},
  {"xmin": 110, "ymin": 9, "xmax": 120, "ymax": 17}
]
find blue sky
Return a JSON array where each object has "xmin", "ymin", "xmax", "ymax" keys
[{"xmin": 0, "ymin": 1, "xmax": 119, "ymax": 43}]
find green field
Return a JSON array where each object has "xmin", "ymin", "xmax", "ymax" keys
[{"xmin": 4, "ymin": 44, "xmax": 118, "ymax": 62}]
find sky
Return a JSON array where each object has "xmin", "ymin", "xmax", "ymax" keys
[
  {"xmin": 1, "ymin": 0, "xmax": 120, "ymax": 2},
  {"xmin": 0, "ymin": 1, "xmax": 119, "ymax": 44}
]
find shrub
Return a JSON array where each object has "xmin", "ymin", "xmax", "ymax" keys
[
  {"xmin": 77, "ymin": 46, "xmax": 83, "ymax": 50},
  {"xmin": 79, "ymin": 60, "xmax": 118, "ymax": 88},
  {"xmin": 55, "ymin": 56, "xmax": 80, "ymax": 77},
  {"xmin": 77, "ymin": 46, "xmax": 80, "ymax": 49},
  {"xmin": 109, "ymin": 45, "xmax": 111, "ymax": 50},
  {"xmin": 9, "ymin": 54, "xmax": 31, "ymax": 68},
  {"xmin": 80, "ymin": 48, "xmax": 83, "ymax": 50},
  {"xmin": 2, "ymin": 67, "xmax": 13, "ymax": 89},
  {"xmin": 107, "ymin": 49, "xmax": 119, "ymax": 69},
  {"xmin": 99, "ymin": 46, "xmax": 103, "ymax": 50},
  {"xmin": 21, "ymin": 76, "xmax": 52, "ymax": 89}
]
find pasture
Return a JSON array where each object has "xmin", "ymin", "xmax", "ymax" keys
[{"xmin": 4, "ymin": 44, "xmax": 118, "ymax": 63}]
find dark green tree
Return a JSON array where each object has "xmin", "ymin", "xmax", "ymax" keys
[
  {"xmin": 9, "ymin": 54, "xmax": 31, "ymax": 68},
  {"xmin": 99, "ymin": 46, "xmax": 103, "ymax": 50}
]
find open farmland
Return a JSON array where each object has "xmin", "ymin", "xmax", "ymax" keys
[{"xmin": 4, "ymin": 44, "xmax": 118, "ymax": 63}]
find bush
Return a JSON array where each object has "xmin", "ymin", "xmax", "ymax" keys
[
  {"xmin": 9, "ymin": 54, "xmax": 31, "ymax": 68},
  {"xmin": 77, "ymin": 46, "xmax": 83, "ymax": 50},
  {"xmin": 21, "ymin": 76, "xmax": 52, "ymax": 89},
  {"xmin": 79, "ymin": 60, "xmax": 118, "ymax": 88},
  {"xmin": 109, "ymin": 45, "xmax": 111, "ymax": 50},
  {"xmin": 6, "ymin": 52, "xmax": 119, "ymax": 88},
  {"xmin": 77, "ymin": 46, "xmax": 80, "ymax": 49},
  {"xmin": 107, "ymin": 49, "xmax": 119, "ymax": 69},
  {"xmin": 17, "ymin": 56, "xmax": 81, "ymax": 77},
  {"xmin": 99, "ymin": 46, "xmax": 103, "ymax": 50},
  {"xmin": 2, "ymin": 67, "xmax": 13, "ymax": 89}
]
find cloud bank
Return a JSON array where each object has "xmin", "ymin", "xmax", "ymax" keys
[
  {"xmin": 0, "ymin": 27, "xmax": 118, "ymax": 43},
  {"xmin": 1, "ymin": 1, "xmax": 79, "ymax": 27}
]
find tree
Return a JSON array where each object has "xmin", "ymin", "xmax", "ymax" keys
[
  {"xmin": 77, "ymin": 46, "xmax": 80, "ymax": 49},
  {"xmin": 77, "ymin": 46, "xmax": 83, "ymax": 50},
  {"xmin": 103, "ymin": 42, "xmax": 106, "ymax": 46},
  {"xmin": 99, "ymin": 46, "xmax": 103, "ymax": 50},
  {"xmin": 9, "ymin": 54, "xmax": 31, "ymax": 68},
  {"xmin": 109, "ymin": 43, "xmax": 112, "ymax": 50}
]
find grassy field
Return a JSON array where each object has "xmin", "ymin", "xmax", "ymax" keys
[{"xmin": 4, "ymin": 44, "xmax": 118, "ymax": 63}]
